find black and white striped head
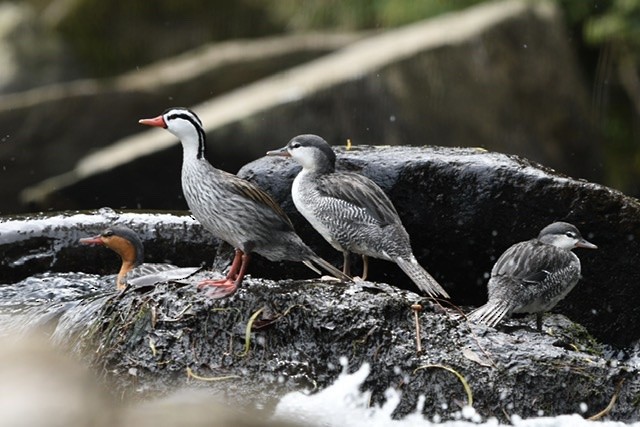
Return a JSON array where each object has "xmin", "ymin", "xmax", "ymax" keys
[
  {"xmin": 537, "ymin": 222, "xmax": 597, "ymax": 250},
  {"xmin": 267, "ymin": 134, "xmax": 336, "ymax": 173},
  {"xmin": 139, "ymin": 108, "xmax": 206, "ymax": 159}
]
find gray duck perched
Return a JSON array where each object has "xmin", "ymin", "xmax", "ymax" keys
[
  {"xmin": 267, "ymin": 134, "xmax": 449, "ymax": 299},
  {"xmin": 79, "ymin": 226, "xmax": 200, "ymax": 290},
  {"xmin": 467, "ymin": 221, "xmax": 597, "ymax": 331},
  {"xmin": 139, "ymin": 109, "xmax": 350, "ymax": 298}
]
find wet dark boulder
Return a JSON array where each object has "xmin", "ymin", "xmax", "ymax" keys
[
  {"xmin": 3, "ymin": 143, "xmax": 639, "ymax": 349},
  {"xmin": 238, "ymin": 145, "xmax": 640, "ymax": 348},
  {"xmin": 30, "ymin": 275, "xmax": 640, "ymax": 423},
  {"xmin": 2, "ymin": 142, "xmax": 640, "ymax": 422}
]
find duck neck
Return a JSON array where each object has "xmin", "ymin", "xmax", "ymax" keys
[
  {"xmin": 182, "ymin": 126, "xmax": 207, "ymax": 161},
  {"xmin": 303, "ymin": 161, "xmax": 334, "ymax": 176},
  {"xmin": 116, "ymin": 260, "xmax": 136, "ymax": 289}
]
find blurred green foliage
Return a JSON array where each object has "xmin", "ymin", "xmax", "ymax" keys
[
  {"xmin": 51, "ymin": 0, "xmax": 279, "ymax": 77},
  {"xmin": 585, "ymin": 0, "xmax": 640, "ymax": 52},
  {"xmin": 260, "ymin": 0, "xmax": 485, "ymax": 30}
]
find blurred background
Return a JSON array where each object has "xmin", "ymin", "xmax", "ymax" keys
[{"xmin": 0, "ymin": 0, "xmax": 638, "ymax": 215}]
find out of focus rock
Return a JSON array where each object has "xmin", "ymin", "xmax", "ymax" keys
[
  {"xmin": 19, "ymin": 0, "xmax": 602, "ymax": 214},
  {"xmin": 0, "ymin": 2, "xmax": 79, "ymax": 94},
  {"xmin": 0, "ymin": 32, "xmax": 361, "ymax": 214}
]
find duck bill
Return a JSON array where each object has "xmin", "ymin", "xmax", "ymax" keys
[
  {"xmin": 138, "ymin": 115, "xmax": 167, "ymax": 128},
  {"xmin": 266, "ymin": 146, "xmax": 291, "ymax": 157},
  {"xmin": 576, "ymin": 239, "xmax": 598, "ymax": 250},
  {"xmin": 79, "ymin": 236, "xmax": 104, "ymax": 246}
]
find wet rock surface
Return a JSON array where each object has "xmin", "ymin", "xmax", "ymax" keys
[
  {"xmin": 238, "ymin": 145, "xmax": 640, "ymax": 348},
  {"xmin": 1, "ymin": 143, "xmax": 639, "ymax": 422},
  {"xmin": 3, "ymin": 143, "xmax": 640, "ymax": 349},
  {"xmin": 15, "ymin": 275, "xmax": 639, "ymax": 423}
]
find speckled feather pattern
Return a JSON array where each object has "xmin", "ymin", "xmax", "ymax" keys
[
  {"xmin": 469, "ymin": 239, "xmax": 581, "ymax": 326},
  {"xmin": 125, "ymin": 264, "xmax": 200, "ymax": 287},
  {"xmin": 291, "ymin": 164, "xmax": 448, "ymax": 298},
  {"xmin": 182, "ymin": 158, "xmax": 316, "ymax": 262},
  {"xmin": 292, "ymin": 170, "xmax": 411, "ymax": 259}
]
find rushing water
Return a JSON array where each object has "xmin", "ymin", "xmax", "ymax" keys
[{"xmin": 0, "ymin": 271, "xmax": 111, "ymax": 337}]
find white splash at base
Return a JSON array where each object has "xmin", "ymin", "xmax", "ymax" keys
[{"xmin": 272, "ymin": 359, "xmax": 639, "ymax": 427}]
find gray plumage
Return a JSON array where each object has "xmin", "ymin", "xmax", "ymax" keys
[
  {"xmin": 139, "ymin": 109, "xmax": 349, "ymax": 296},
  {"xmin": 468, "ymin": 222, "xmax": 597, "ymax": 330},
  {"xmin": 267, "ymin": 134, "xmax": 449, "ymax": 299}
]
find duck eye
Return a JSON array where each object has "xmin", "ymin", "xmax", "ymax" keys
[
  {"xmin": 290, "ymin": 142, "xmax": 301, "ymax": 149},
  {"xmin": 102, "ymin": 230, "xmax": 114, "ymax": 237},
  {"xmin": 565, "ymin": 231, "xmax": 576, "ymax": 238}
]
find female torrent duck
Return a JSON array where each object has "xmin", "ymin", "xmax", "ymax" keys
[
  {"xmin": 267, "ymin": 134, "xmax": 449, "ymax": 299},
  {"xmin": 79, "ymin": 226, "xmax": 199, "ymax": 290},
  {"xmin": 467, "ymin": 221, "xmax": 597, "ymax": 331}
]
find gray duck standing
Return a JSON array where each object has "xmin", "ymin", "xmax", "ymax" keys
[
  {"xmin": 267, "ymin": 134, "xmax": 449, "ymax": 299},
  {"xmin": 139, "ymin": 109, "xmax": 349, "ymax": 298},
  {"xmin": 79, "ymin": 226, "xmax": 200, "ymax": 290},
  {"xmin": 467, "ymin": 221, "xmax": 597, "ymax": 331}
]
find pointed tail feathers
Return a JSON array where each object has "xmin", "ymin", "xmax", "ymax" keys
[
  {"xmin": 395, "ymin": 256, "xmax": 449, "ymax": 299},
  {"xmin": 305, "ymin": 256, "xmax": 352, "ymax": 282},
  {"xmin": 467, "ymin": 300, "xmax": 511, "ymax": 327}
]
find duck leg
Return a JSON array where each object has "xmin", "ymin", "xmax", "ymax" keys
[
  {"xmin": 536, "ymin": 313, "xmax": 544, "ymax": 332},
  {"xmin": 342, "ymin": 251, "xmax": 351, "ymax": 276},
  {"xmin": 202, "ymin": 252, "xmax": 251, "ymax": 299},
  {"xmin": 197, "ymin": 249, "xmax": 244, "ymax": 297},
  {"xmin": 361, "ymin": 255, "xmax": 369, "ymax": 281}
]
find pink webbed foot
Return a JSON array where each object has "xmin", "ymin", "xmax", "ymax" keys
[{"xmin": 197, "ymin": 278, "xmax": 238, "ymax": 299}]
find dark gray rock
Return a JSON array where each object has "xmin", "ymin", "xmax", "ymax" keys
[
  {"xmin": 238, "ymin": 145, "xmax": 640, "ymax": 348},
  {"xmin": 4, "ymin": 142, "xmax": 640, "ymax": 349},
  {"xmin": 28, "ymin": 276, "xmax": 640, "ymax": 423},
  {"xmin": 1, "ymin": 200, "xmax": 638, "ymax": 422},
  {"xmin": 0, "ymin": 3, "xmax": 79, "ymax": 93}
]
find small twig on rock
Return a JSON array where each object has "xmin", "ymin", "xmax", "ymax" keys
[
  {"xmin": 159, "ymin": 304, "xmax": 193, "ymax": 322},
  {"xmin": 239, "ymin": 307, "xmax": 265, "ymax": 357},
  {"xmin": 186, "ymin": 367, "xmax": 240, "ymax": 382},
  {"xmin": 411, "ymin": 304, "xmax": 423, "ymax": 355},
  {"xmin": 588, "ymin": 378, "xmax": 625, "ymax": 421}
]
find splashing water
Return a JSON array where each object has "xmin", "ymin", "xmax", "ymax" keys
[
  {"xmin": 273, "ymin": 359, "xmax": 639, "ymax": 427},
  {"xmin": 0, "ymin": 271, "xmax": 111, "ymax": 337}
]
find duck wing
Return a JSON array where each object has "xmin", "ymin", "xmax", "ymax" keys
[
  {"xmin": 315, "ymin": 172, "xmax": 401, "ymax": 226},
  {"xmin": 492, "ymin": 240, "xmax": 575, "ymax": 285},
  {"xmin": 218, "ymin": 168, "xmax": 295, "ymax": 231}
]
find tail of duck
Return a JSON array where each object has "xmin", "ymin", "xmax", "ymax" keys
[
  {"xmin": 304, "ymin": 256, "xmax": 352, "ymax": 282},
  {"xmin": 395, "ymin": 256, "xmax": 449, "ymax": 299},
  {"xmin": 467, "ymin": 300, "xmax": 511, "ymax": 327}
]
